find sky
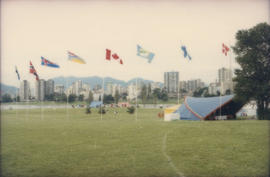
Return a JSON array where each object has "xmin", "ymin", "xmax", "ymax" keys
[{"xmin": 1, "ymin": 0, "xmax": 269, "ymax": 88}]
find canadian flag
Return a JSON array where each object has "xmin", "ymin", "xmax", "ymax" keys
[
  {"xmin": 106, "ymin": 49, "xmax": 123, "ymax": 64},
  {"xmin": 222, "ymin": 43, "xmax": 230, "ymax": 56}
]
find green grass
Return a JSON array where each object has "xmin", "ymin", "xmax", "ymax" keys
[{"xmin": 1, "ymin": 108, "xmax": 269, "ymax": 177}]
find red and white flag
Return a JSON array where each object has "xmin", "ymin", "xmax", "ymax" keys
[
  {"xmin": 106, "ymin": 49, "xmax": 123, "ymax": 65},
  {"xmin": 222, "ymin": 43, "xmax": 230, "ymax": 56},
  {"xmin": 29, "ymin": 61, "xmax": 39, "ymax": 80}
]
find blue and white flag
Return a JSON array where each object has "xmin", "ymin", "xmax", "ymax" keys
[
  {"xmin": 137, "ymin": 45, "xmax": 155, "ymax": 63},
  {"xmin": 181, "ymin": 45, "xmax": 192, "ymax": 60},
  {"xmin": 41, "ymin": 56, "xmax": 60, "ymax": 68}
]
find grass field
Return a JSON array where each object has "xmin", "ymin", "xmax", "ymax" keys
[{"xmin": 1, "ymin": 108, "xmax": 269, "ymax": 177}]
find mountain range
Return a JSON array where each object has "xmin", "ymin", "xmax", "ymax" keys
[
  {"xmin": 0, "ymin": 76, "xmax": 163, "ymax": 95},
  {"xmin": 53, "ymin": 76, "xmax": 163, "ymax": 89}
]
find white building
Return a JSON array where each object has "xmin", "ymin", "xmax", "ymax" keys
[
  {"xmin": 55, "ymin": 84, "xmax": 65, "ymax": 94},
  {"xmin": 35, "ymin": 79, "xmax": 46, "ymax": 101},
  {"xmin": 127, "ymin": 83, "xmax": 141, "ymax": 100},
  {"xmin": 218, "ymin": 67, "xmax": 233, "ymax": 94},
  {"xmin": 20, "ymin": 80, "xmax": 30, "ymax": 101},
  {"xmin": 164, "ymin": 72, "xmax": 179, "ymax": 96}
]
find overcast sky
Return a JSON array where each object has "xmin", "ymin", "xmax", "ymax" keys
[{"xmin": 1, "ymin": 0, "xmax": 269, "ymax": 87}]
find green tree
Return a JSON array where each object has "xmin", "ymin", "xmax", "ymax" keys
[
  {"xmin": 87, "ymin": 91, "xmax": 93, "ymax": 104},
  {"xmin": 233, "ymin": 22, "xmax": 270, "ymax": 120},
  {"xmin": 140, "ymin": 84, "xmax": 147, "ymax": 105},
  {"xmin": 193, "ymin": 87, "xmax": 208, "ymax": 97},
  {"xmin": 147, "ymin": 83, "xmax": 152, "ymax": 99},
  {"xmin": 104, "ymin": 94, "xmax": 114, "ymax": 104},
  {"xmin": 2, "ymin": 93, "xmax": 13, "ymax": 102},
  {"xmin": 78, "ymin": 94, "xmax": 84, "ymax": 101},
  {"xmin": 68, "ymin": 94, "xmax": 77, "ymax": 103},
  {"xmin": 114, "ymin": 90, "xmax": 120, "ymax": 104},
  {"xmin": 153, "ymin": 88, "xmax": 161, "ymax": 104},
  {"xmin": 160, "ymin": 88, "xmax": 168, "ymax": 101}
]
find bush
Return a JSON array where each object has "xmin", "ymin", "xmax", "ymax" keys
[
  {"xmin": 127, "ymin": 106, "xmax": 135, "ymax": 114},
  {"xmin": 86, "ymin": 107, "xmax": 91, "ymax": 114}
]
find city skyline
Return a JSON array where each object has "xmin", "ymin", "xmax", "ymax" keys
[{"xmin": 1, "ymin": 0, "xmax": 269, "ymax": 88}]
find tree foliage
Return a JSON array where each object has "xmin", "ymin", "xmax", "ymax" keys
[
  {"xmin": 233, "ymin": 22, "xmax": 270, "ymax": 120},
  {"xmin": 1, "ymin": 93, "xmax": 13, "ymax": 102},
  {"xmin": 68, "ymin": 94, "xmax": 77, "ymax": 103},
  {"xmin": 114, "ymin": 90, "xmax": 120, "ymax": 104}
]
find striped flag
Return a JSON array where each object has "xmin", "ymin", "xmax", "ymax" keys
[
  {"xmin": 67, "ymin": 51, "xmax": 86, "ymax": 64},
  {"xmin": 15, "ymin": 66, "xmax": 20, "ymax": 80},
  {"xmin": 137, "ymin": 45, "xmax": 155, "ymax": 63},
  {"xmin": 41, "ymin": 56, "xmax": 60, "ymax": 68},
  {"xmin": 30, "ymin": 61, "xmax": 39, "ymax": 80}
]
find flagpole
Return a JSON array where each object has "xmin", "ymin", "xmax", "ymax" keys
[
  {"xmin": 101, "ymin": 76, "xmax": 104, "ymax": 121},
  {"xmin": 66, "ymin": 78, "xmax": 69, "ymax": 120},
  {"xmin": 15, "ymin": 81, "xmax": 18, "ymax": 118},
  {"xmin": 135, "ymin": 77, "xmax": 138, "ymax": 122}
]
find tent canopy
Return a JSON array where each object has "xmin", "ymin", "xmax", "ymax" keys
[
  {"xmin": 174, "ymin": 95, "xmax": 235, "ymax": 120},
  {"xmin": 90, "ymin": 101, "xmax": 103, "ymax": 108}
]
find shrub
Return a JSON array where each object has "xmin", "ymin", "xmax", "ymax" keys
[{"xmin": 127, "ymin": 106, "xmax": 135, "ymax": 114}]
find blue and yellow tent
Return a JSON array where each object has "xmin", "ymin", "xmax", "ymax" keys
[{"xmin": 164, "ymin": 95, "xmax": 235, "ymax": 121}]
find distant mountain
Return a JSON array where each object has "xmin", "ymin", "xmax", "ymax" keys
[
  {"xmin": 0, "ymin": 83, "xmax": 18, "ymax": 96},
  {"xmin": 52, "ymin": 76, "xmax": 163, "ymax": 89}
]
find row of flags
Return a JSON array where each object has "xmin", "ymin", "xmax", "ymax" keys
[{"xmin": 15, "ymin": 43, "xmax": 230, "ymax": 81}]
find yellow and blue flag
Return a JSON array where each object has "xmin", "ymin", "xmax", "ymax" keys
[
  {"xmin": 67, "ymin": 51, "xmax": 86, "ymax": 64},
  {"xmin": 41, "ymin": 56, "xmax": 60, "ymax": 68},
  {"xmin": 137, "ymin": 45, "xmax": 155, "ymax": 63}
]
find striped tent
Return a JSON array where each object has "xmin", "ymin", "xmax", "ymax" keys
[{"xmin": 165, "ymin": 95, "xmax": 237, "ymax": 121}]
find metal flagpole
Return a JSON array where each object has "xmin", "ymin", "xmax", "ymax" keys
[
  {"xmin": 135, "ymin": 77, "xmax": 138, "ymax": 122},
  {"xmin": 66, "ymin": 78, "xmax": 69, "ymax": 120},
  {"xmin": 101, "ymin": 77, "xmax": 104, "ymax": 120},
  {"xmin": 177, "ymin": 79, "xmax": 179, "ymax": 105}
]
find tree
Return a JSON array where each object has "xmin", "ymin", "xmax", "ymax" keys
[
  {"xmin": 114, "ymin": 90, "xmax": 120, "ymax": 104},
  {"xmin": 153, "ymin": 88, "xmax": 161, "ymax": 104},
  {"xmin": 2, "ymin": 94, "xmax": 13, "ymax": 102},
  {"xmin": 233, "ymin": 22, "xmax": 270, "ymax": 120},
  {"xmin": 68, "ymin": 94, "xmax": 77, "ymax": 103},
  {"xmin": 78, "ymin": 94, "xmax": 84, "ymax": 101},
  {"xmin": 193, "ymin": 87, "xmax": 208, "ymax": 97},
  {"xmin": 87, "ymin": 91, "xmax": 93, "ymax": 104},
  {"xmin": 55, "ymin": 93, "xmax": 67, "ymax": 102},
  {"xmin": 147, "ymin": 83, "xmax": 152, "ymax": 99},
  {"xmin": 160, "ymin": 88, "xmax": 168, "ymax": 101},
  {"xmin": 140, "ymin": 84, "xmax": 147, "ymax": 105},
  {"xmin": 103, "ymin": 94, "xmax": 114, "ymax": 104}
]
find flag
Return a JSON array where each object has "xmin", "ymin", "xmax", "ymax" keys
[
  {"xmin": 222, "ymin": 43, "xmax": 230, "ymax": 56},
  {"xmin": 30, "ymin": 61, "xmax": 39, "ymax": 80},
  {"xmin": 136, "ymin": 45, "xmax": 155, "ymax": 63},
  {"xmin": 106, "ymin": 49, "xmax": 123, "ymax": 65},
  {"xmin": 41, "ymin": 56, "xmax": 60, "ymax": 68},
  {"xmin": 15, "ymin": 66, "xmax": 20, "ymax": 80},
  {"xmin": 181, "ymin": 45, "xmax": 192, "ymax": 60},
  {"xmin": 67, "ymin": 51, "xmax": 86, "ymax": 64}
]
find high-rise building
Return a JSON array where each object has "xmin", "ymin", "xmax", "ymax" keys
[
  {"xmin": 164, "ymin": 72, "xmax": 179, "ymax": 97},
  {"xmin": 218, "ymin": 67, "xmax": 233, "ymax": 94},
  {"xmin": 218, "ymin": 67, "xmax": 232, "ymax": 83},
  {"xmin": 45, "ymin": 79, "xmax": 54, "ymax": 96},
  {"xmin": 20, "ymin": 80, "xmax": 30, "ymax": 101},
  {"xmin": 35, "ymin": 79, "xmax": 46, "ymax": 101}
]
